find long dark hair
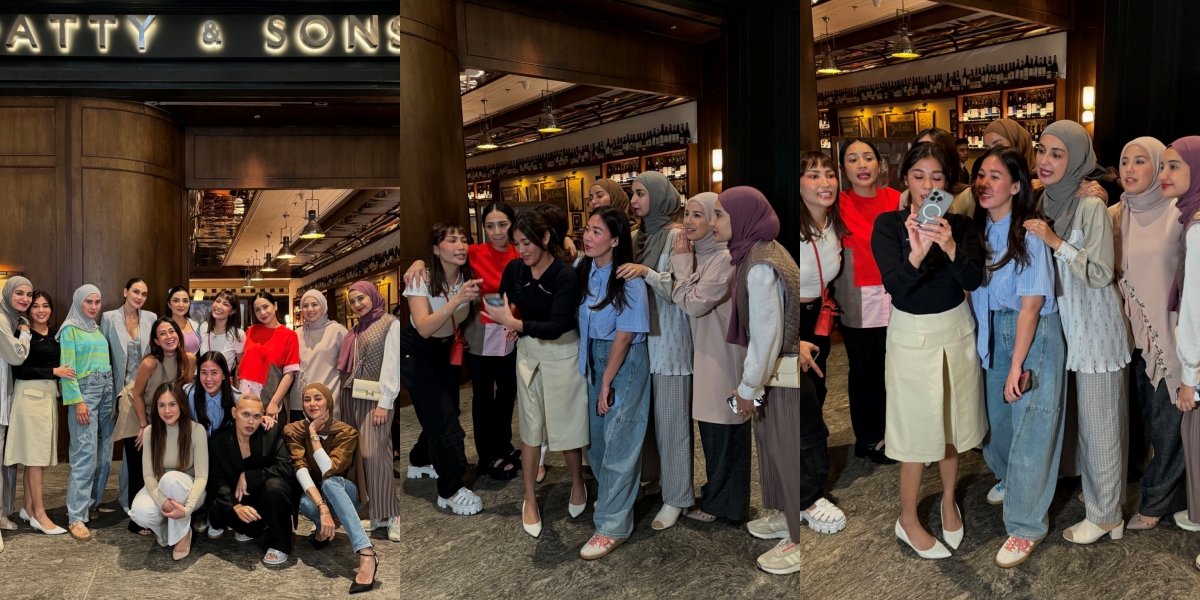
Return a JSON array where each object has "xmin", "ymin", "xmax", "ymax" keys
[
  {"xmin": 839, "ymin": 138, "xmax": 885, "ymax": 189},
  {"xmin": 973, "ymin": 146, "xmax": 1038, "ymax": 272},
  {"xmin": 149, "ymin": 382, "xmax": 195, "ymax": 479},
  {"xmin": 166, "ymin": 285, "xmax": 191, "ymax": 319},
  {"xmin": 576, "ymin": 206, "xmax": 634, "ymax": 312},
  {"xmin": 251, "ymin": 291, "xmax": 280, "ymax": 326},
  {"xmin": 480, "ymin": 201, "xmax": 516, "ymax": 225},
  {"xmin": 426, "ymin": 223, "xmax": 477, "ymax": 299},
  {"xmin": 900, "ymin": 142, "xmax": 953, "ymax": 191},
  {"xmin": 148, "ymin": 317, "xmax": 192, "ymax": 389},
  {"xmin": 516, "ymin": 205, "xmax": 573, "ymax": 263},
  {"xmin": 799, "ymin": 150, "xmax": 849, "ymax": 243},
  {"xmin": 204, "ymin": 290, "xmax": 243, "ymax": 342},
  {"xmin": 914, "ymin": 128, "xmax": 967, "ymax": 194},
  {"xmin": 24, "ymin": 290, "xmax": 53, "ymax": 326},
  {"xmin": 192, "ymin": 351, "xmax": 236, "ymax": 433}
]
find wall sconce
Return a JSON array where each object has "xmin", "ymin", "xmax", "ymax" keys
[
  {"xmin": 1081, "ymin": 86, "xmax": 1095, "ymax": 123},
  {"xmin": 712, "ymin": 170, "xmax": 723, "ymax": 183},
  {"xmin": 711, "ymin": 149, "xmax": 723, "ymax": 183}
]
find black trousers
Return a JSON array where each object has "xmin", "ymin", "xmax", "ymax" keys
[
  {"xmin": 400, "ymin": 326, "xmax": 469, "ymax": 500},
  {"xmin": 837, "ymin": 321, "xmax": 888, "ymax": 450},
  {"xmin": 123, "ymin": 438, "xmax": 144, "ymax": 510},
  {"xmin": 208, "ymin": 477, "xmax": 298, "ymax": 555},
  {"xmin": 799, "ymin": 299, "xmax": 831, "ymax": 404},
  {"xmin": 799, "ymin": 371, "xmax": 830, "ymax": 510},
  {"xmin": 1127, "ymin": 350, "xmax": 1150, "ymax": 476},
  {"xmin": 697, "ymin": 420, "xmax": 752, "ymax": 522},
  {"xmin": 466, "ymin": 351, "xmax": 518, "ymax": 467}
]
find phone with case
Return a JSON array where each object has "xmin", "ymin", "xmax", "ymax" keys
[{"xmin": 917, "ymin": 187, "xmax": 954, "ymax": 227}]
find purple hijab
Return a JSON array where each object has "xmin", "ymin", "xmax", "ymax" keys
[
  {"xmin": 336, "ymin": 281, "xmax": 389, "ymax": 374},
  {"xmin": 1167, "ymin": 137, "xmax": 1200, "ymax": 311},
  {"xmin": 721, "ymin": 186, "xmax": 780, "ymax": 346}
]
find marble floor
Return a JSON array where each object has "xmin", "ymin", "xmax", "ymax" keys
[{"xmin": 799, "ymin": 339, "xmax": 1200, "ymax": 600}]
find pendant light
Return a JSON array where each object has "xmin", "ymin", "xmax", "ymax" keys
[
  {"xmin": 891, "ymin": 1, "xmax": 919, "ymax": 59},
  {"xmin": 298, "ymin": 191, "xmax": 326, "ymax": 240},
  {"xmin": 817, "ymin": 17, "xmax": 842, "ymax": 75},
  {"xmin": 242, "ymin": 259, "xmax": 254, "ymax": 289},
  {"xmin": 260, "ymin": 232, "xmax": 277, "ymax": 273},
  {"xmin": 536, "ymin": 81, "xmax": 561, "ymax": 134},
  {"xmin": 476, "ymin": 99, "xmax": 498, "ymax": 150},
  {"xmin": 251, "ymin": 250, "xmax": 264, "ymax": 281},
  {"xmin": 276, "ymin": 211, "xmax": 296, "ymax": 260}
]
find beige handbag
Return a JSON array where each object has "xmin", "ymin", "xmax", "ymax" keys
[
  {"xmin": 351, "ymin": 379, "xmax": 383, "ymax": 401},
  {"xmin": 765, "ymin": 355, "xmax": 799, "ymax": 389},
  {"xmin": 112, "ymin": 381, "xmax": 143, "ymax": 441}
]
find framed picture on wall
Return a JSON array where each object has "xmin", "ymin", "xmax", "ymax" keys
[
  {"xmin": 570, "ymin": 212, "xmax": 584, "ymax": 232},
  {"xmin": 542, "ymin": 180, "xmax": 567, "ymax": 209},
  {"xmin": 870, "ymin": 115, "xmax": 884, "ymax": 137},
  {"xmin": 567, "ymin": 177, "xmax": 585, "ymax": 212},
  {"xmin": 915, "ymin": 110, "xmax": 935, "ymax": 132},
  {"xmin": 838, "ymin": 116, "xmax": 862, "ymax": 138},
  {"xmin": 526, "ymin": 184, "xmax": 541, "ymax": 203},
  {"xmin": 501, "ymin": 186, "xmax": 521, "ymax": 203},
  {"xmin": 884, "ymin": 113, "xmax": 916, "ymax": 139}
]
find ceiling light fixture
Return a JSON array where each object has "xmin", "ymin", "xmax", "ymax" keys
[
  {"xmin": 251, "ymin": 250, "xmax": 264, "ymax": 281},
  {"xmin": 242, "ymin": 260, "xmax": 254, "ymax": 288},
  {"xmin": 298, "ymin": 191, "xmax": 326, "ymax": 240},
  {"xmin": 891, "ymin": 1, "xmax": 919, "ymax": 59},
  {"xmin": 537, "ymin": 81, "xmax": 562, "ymax": 134},
  {"xmin": 476, "ymin": 99, "xmax": 498, "ymax": 150},
  {"xmin": 817, "ymin": 17, "xmax": 842, "ymax": 75},
  {"xmin": 276, "ymin": 210, "xmax": 296, "ymax": 260},
  {"xmin": 260, "ymin": 232, "xmax": 277, "ymax": 273}
]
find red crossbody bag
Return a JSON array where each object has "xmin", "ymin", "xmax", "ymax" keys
[{"xmin": 810, "ymin": 239, "xmax": 839, "ymax": 336}]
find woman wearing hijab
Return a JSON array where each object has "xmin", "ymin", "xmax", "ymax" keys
[
  {"xmin": 617, "ymin": 170, "xmax": 695, "ymax": 531},
  {"xmin": 338, "ymin": 281, "xmax": 402, "ymax": 542},
  {"xmin": 983, "ymin": 119, "xmax": 1108, "ymax": 202},
  {"xmin": 589, "ymin": 178, "xmax": 634, "ymax": 225},
  {"xmin": 292, "ymin": 290, "xmax": 348, "ymax": 423},
  {"xmin": 58, "ymin": 285, "xmax": 115, "ymax": 541},
  {"xmin": 1023, "ymin": 120, "xmax": 1131, "ymax": 552},
  {"xmin": 671, "ymin": 192, "xmax": 752, "ymax": 525},
  {"xmin": 1156, "ymin": 137, "xmax": 1200, "ymax": 551},
  {"xmin": 0, "ymin": 277, "xmax": 32, "ymax": 549},
  {"xmin": 1108, "ymin": 137, "xmax": 1191, "ymax": 535},
  {"xmin": 711, "ymin": 186, "xmax": 802, "ymax": 575}
]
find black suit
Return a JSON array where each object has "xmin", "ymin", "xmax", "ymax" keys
[{"xmin": 206, "ymin": 425, "xmax": 299, "ymax": 554}]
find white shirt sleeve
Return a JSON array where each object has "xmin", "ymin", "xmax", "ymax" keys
[
  {"xmin": 1178, "ymin": 227, "xmax": 1200, "ymax": 387},
  {"xmin": 642, "ymin": 229, "xmax": 678, "ymax": 301},
  {"xmin": 378, "ymin": 321, "xmax": 401, "ymax": 410},
  {"xmin": 313, "ymin": 448, "xmax": 334, "ymax": 476},
  {"xmin": 738, "ymin": 265, "xmax": 785, "ymax": 400},
  {"xmin": 295, "ymin": 467, "xmax": 317, "ymax": 492}
]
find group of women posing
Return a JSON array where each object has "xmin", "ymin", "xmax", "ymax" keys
[
  {"xmin": 799, "ymin": 118, "xmax": 1200, "ymax": 570},
  {"xmin": 0, "ymin": 277, "xmax": 401, "ymax": 580},
  {"xmin": 400, "ymin": 175, "xmax": 801, "ymax": 575}
]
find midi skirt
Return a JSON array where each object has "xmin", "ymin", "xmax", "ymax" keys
[
  {"xmin": 4, "ymin": 379, "xmax": 59, "ymax": 467},
  {"xmin": 884, "ymin": 302, "xmax": 987, "ymax": 463},
  {"xmin": 515, "ymin": 331, "xmax": 589, "ymax": 452}
]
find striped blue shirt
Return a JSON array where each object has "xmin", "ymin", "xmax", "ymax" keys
[
  {"xmin": 971, "ymin": 212, "xmax": 1058, "ymax": 368},
  {"xmin": 577, "ymin": 261, "xmax": 651, "ymax": 375}
]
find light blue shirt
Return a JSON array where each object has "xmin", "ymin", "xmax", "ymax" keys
[
  {"xmin": 577, "ymin": 260, "xmax": 651, "ymax": 375},
  {"xmin": 971, "ymin": 212, "xmax": 1058, "ymax": 369},
  {"xmin": 187, "ymin": 384, "xmax": 227, "ymax": 437}
]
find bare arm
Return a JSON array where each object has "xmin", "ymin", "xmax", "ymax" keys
[{"xmin": 1004, "ymin": 295, "xmax": 1045, "ymax": 403}]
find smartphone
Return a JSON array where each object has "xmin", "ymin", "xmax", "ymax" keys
[
  {"xmin": 1019, "ymin": 370, "xmax": 1034, "ymax": 393},
  {"xmin": 483, "ymin": 293, "xmax": 504, "ymax": 307},
  {"xmin": 917, "ymin": 187, "xmax": 954, "ymax": 226}
]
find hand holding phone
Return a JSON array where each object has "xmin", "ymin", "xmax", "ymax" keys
[
  {"xmin": 484, "ymin": 293, "xmax": 504, "ymax": 307},
  {"xmin": 916, "ymin": 188, "xmax": 954, "ymax": 226}
]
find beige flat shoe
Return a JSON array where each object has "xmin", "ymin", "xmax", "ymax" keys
[
  {"xmin": 0, "ymin": 516, "xmax": 16, "ymax": 531},
  {"xmin": 685, "ymin": 509, "xmax": 717, "ymax": 523},
  {"xmin": 1126, "ymin": 513, "xmax": 1159, "ymax": 531}
]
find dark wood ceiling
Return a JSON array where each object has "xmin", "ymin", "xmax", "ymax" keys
[
  {"xmin": 153, "ymin": 98, "xmax": 399, "ymax": 128},
  {"xmin": 504, "ymin": 0, "xmax": 722, "ymax": 43}
]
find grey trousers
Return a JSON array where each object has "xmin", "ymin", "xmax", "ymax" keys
[
  {"xmin": 651, "ymin": 374, "xmax": 694, "ymax": 509},
  {"xmin": 1076, "ymin": 369, "xmax": 1128, "ymax": 524},
  {"xmin": 756, "ymin": 386, "xmax": 802, "ymax": 540},
  {"xmin": 0, "ymin": 424, "xmax": 17, "ymax": 518}
]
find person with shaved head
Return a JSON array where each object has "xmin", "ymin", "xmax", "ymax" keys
[{"xmin": 205, "ymin": 394, "xmax": 298, "ymax": 565}]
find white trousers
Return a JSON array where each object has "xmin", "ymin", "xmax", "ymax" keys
[{"xmin": 130, "ymin": 471, "xmax": 204, "ymax": 547}]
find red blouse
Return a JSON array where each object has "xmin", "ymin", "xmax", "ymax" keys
[
  {"xmin": 238, "ymin": 324, "xmax": 300, "ymax": 385},
  {"xmin": 469, "ymin": 242, "xmax": 519, "ymax": 324}
]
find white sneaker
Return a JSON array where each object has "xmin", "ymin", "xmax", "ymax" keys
[
  {"xmin": 407, "ymin": 464, "xmax": 438, "ymax": 479},
  {"xmin": 987, "ymin": 483, "xmax": 1005, "ymax": 505},
  {"xmin": 756, "ymin": 538, "xmax": 800, "ymax": 575},
  {"xmin": 361, "ymin": 519, "xmax": 386, "ymax": 531},
  {"xmin": 1175, "ymin": 510, "xmax": 1200, "ymax": 532},
  {"xmin": 437, "ymin": 487, "xmax": 483, "ymax": 515},
  {"xmin": 387, "ymin": 516, "xmax": 401, "ymax": 542},
  {"xmin": 995, "ymin": 535, "xmax": 1039, "ymax": 568},
  {"xmin": 235, "ymin": 532, "xmax": 253, "ymax": 542},
  {"xmin": 262, "ymin": 548, "xmax": 289, "ymax": 566},
  {"xmin": 747, "ymin": 509, "xmax": 791, "ymax": 540},
  {"xmin": 800, "ymin": 498, "xmax": 846, "ymax": 534},
  {"xmin": 207, "ymin": 526, "xmax": 225, "ymax": 539}
]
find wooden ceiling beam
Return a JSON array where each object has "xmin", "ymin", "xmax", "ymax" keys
[
  {"xmin": 469, "ymin": 84, "xmax": 612, "ymax": 132},
  {"xmin": 828, "ymin": 5, "xmax": 976, "ymax": 51},
  {"xmin": 932, "ymin": 0, "xmax": 1072, "ymax": 30}
]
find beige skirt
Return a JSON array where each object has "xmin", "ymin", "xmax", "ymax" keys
[
  {"xmin": 884, "ymin": 302, "xmax": 987, "ymax": 463},
  {"xmin": 515, "ymin": 331, "xmax": 590, "ymax": 452},
  {"xmin": 4, "ymin": 379, "xmax": 59, "ymax": 467}
]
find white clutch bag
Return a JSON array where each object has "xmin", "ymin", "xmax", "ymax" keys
[
  {"xmin": 352, "ymin": 379, "xmax": 383, "ymax": 401},
  {"xmin": 765, "ymin": 355, "xmax": 799, "ymax": 389}
]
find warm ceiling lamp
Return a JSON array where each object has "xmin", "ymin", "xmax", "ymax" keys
[
  {"xmin": 242, "ymin": 260, "xmax": 254, "ymax": 288},
  {"xmin": 891, "ymin": 2, "xmax": 919, "ymax": 59},
  {"xmin": 251, "ymin": 250, "xmax": 264, "ymax": 281},
  {"xmin": 260, "ymin": 233, "xmax": 277, "ymax": 273},
  {"xmin": 276, "ymin": 211, "xmax": 296, "ymax": 260},
  {"xmin": 298, "ymin": 191, "xmax": 326, "ymax": 240},
  {"xmin": 476, "ymin": 98, "xmax": 498, "ymax": 150},
  {"xmin": 537, "ymin": 81, "xmax": 562, "ymax": 134},
  {"xmin": 817, "ymin": 16, "xmax": 842, "ymax": 75}
]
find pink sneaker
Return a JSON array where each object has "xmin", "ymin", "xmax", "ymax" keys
[
  {"xmin": 579, "ymin": 534, "xmax": 625, "ymax": 560},
  {"xmin": 995, "ymin": 535, "xmax": 1039, "ymax": 568}
]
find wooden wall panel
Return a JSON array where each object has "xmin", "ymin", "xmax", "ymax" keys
[
  {"xmin": 82, "ymin": 106, "xmax": 184, "ymax": 177},
  {"xmin": 186, "ymin": 129, "xmax": 401, "ymax": 189},
  {"xmin": 0, "ymin": 107, "xmax": 55, "ymax": 157},
  {"xmin": 0, "ymin": 167, "xmax": 58, "ymax": 284}
]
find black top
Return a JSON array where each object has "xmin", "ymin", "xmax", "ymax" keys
[
  {"xmin": 206, "ymin": 425, "xmax": 297, "ymax": 518},
  {"xmin": 871, "ymin": 210, "xmax": 984, "ymax": 315},
  {"xmin": 12, "ymin": 329, "xmax": 59, "ymax": 381},
  {"xmin": 498, "ymin": 258, "xmax": 580, "ymax": 340}
]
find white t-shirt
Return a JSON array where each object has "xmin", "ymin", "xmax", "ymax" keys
[
  {"xmin": 197, "ymin": 322, "xmax": 246, "ymax": 371},
  {"xmin": 403, "ymin": 275, "xmax": 471, "ymax": 338},
  {"xmin": 799, "ymin": 224, "xmax": 842, "ymax": 298}
]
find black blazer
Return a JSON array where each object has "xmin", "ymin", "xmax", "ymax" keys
[{"xmin": 206, "ymin": 425, "xmax": 297, "ymax": 516}]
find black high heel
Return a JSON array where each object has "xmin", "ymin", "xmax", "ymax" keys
[
  {"xmin": 349, "ymin": 549, "xmax": 378, "ymax": 594},
  {"xmin": 310, "ymin": 532, "xmax": 330, "ymax": 551}
]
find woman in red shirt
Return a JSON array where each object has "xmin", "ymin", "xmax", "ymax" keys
[
  {"xmin": 238, "ymin": 292, "xmax": 300, "ymax": 429},
  {"xmin": 405, "ymin": 202, "xmax": 522, "ymax": 480}
]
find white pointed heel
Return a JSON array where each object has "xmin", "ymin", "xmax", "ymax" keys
[
  {"xmin": 522, "ymin": 501, "xmax": 542, "ymax": 539},
  {"xmin": 1063, "ymin": 518, "xmax": 1124, "ymax": 544},
  {"xmin": 895, "ymin": 520, "xmax": 951, "ymax": 559},
  {"xmin": 568, "ymin": 486, "xmax": 587, "ymax": 519},
  {"xmin": 941, "ymin": 501, "xmax": 964, "ymax": 550}
]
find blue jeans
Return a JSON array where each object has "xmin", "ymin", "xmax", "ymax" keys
[
  {"xmin": 299, "ymin": 476, "xmax": 372, "ymax": 553},
  {"xmin": 586, "ymin": 339, "xmax": 650, "ymax": 540},
  {"xmin": 982, "ymin": 309, "xmax": 1067, "ymax": 540},
  {"xmin": 66, "ymin": 372, "xmax": 116, "ymax": 524}
]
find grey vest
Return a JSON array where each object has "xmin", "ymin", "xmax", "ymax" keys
[
  {"xmin": 736, "ymin": 240, "xmax": 801, "ymax": 356},
  {"xmin": 350, "ymin": 314, "xmax": 397, "ymax": 383}
]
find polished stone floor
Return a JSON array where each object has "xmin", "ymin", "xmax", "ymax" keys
[{"xmin": 799, "ymin": 339, "xmax": 1200, "ymax": 600}]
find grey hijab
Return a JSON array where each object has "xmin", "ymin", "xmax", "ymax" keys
[
  {"xmin": 633, "ymin": 170, "xmax": 678, "ymax": 267},
  {"xmin": 57, "ymin": 284, "xmax": 102, "ymax": 341},
  {"xmin": 1039, "ymin": 120, "xmax": 1097, "ymax": 237},
  {"xmin": 1, "ymin": 276, "xmax": 32, "ymax": 329}
]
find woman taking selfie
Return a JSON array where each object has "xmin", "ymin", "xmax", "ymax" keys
[
  {"xmin": 872, "ymin": 142, "xmax": 985, "ymax": 561},
  {"xmin": 834, "ymin": 139, "xmax": 901, "ymax": 464},
  {"xmin": 970, "ymin": 146, "xmax": 1068, "ymax": 565}
]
